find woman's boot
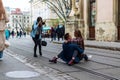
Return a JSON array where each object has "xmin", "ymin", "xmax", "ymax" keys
[{"xmin": 49, "ymin": 57, "xmax": 58, "ymax": 63}]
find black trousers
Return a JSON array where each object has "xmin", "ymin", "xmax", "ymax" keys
[{"xmin": 32, "ymin": 35, "xmax": 42, "ymax": 56}]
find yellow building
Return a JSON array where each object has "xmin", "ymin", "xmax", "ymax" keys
[{"xmin": 66, "ymin": 0, "xmax": 120, "ymax": 42}]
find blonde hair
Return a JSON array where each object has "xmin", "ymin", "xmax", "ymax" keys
[{"xmin": 0, "ymin": 0, "xmax": 5, "ymax": 20}]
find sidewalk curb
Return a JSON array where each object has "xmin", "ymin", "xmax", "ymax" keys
[
  {"xmin": 85, "ymin": 45, "xmax": 120, "ymax": 51},
  {"xmin": 52, "ymin": 41, "xmax": 120, "ymax": 51}
]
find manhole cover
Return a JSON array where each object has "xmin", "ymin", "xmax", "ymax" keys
[{"xmin": 6, "ymin": 71, "xmax": 40, "ymax": 78}]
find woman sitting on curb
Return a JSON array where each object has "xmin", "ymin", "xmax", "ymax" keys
[
  {"xmin": 49, "ymin": 32, "xmax": 88, "ymax": 66},
  {"xmin": 67, "ymin": 29, "xmax": 88, "ymax": 65}
]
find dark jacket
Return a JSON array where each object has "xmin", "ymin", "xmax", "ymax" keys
[{"xmin": 61, "ymin": 42, "xmax": 84, "ymax": 63}]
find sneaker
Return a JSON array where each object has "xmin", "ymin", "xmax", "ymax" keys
[
  {"xmin": 84, "ymin": 54, "xmax": 88, "ymax": 61},
  {"xmin": 68, "ymin": 59, "xmax": 74, "ymax": 66},
  {"xmin": 49, "ymin": 57, "xmax": 57, "ymax": 63}
]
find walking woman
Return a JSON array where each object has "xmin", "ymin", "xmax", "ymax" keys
[
  {"xmin": 31, "ymin": 17, "xmax": 45, "ymax": 57},
  {"xmin": 0, "ymin": 0, "xmax": 9, "ymax": 60}
]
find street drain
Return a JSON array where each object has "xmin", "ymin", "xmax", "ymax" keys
[{"xmin": 5, "ymin": 71, "xmax": 40, "ymax": 78}]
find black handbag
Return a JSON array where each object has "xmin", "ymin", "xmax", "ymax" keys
[{"xmin": 41, "ymin": 41, "xmax": 47, "ymax": 46}]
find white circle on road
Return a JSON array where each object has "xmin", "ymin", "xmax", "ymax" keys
[{"xmin": 6, "ymin": 71, "xmax": 40, "ymax": 78}]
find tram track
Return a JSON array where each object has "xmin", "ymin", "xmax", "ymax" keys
[
  {"xmin": 84, "ymin": 52, "xmax": 120, "ymax": 68},
  {"xmin": 73, "ymin": 65, "xmax": 119, "ymax": 80},
  {"xmin": 6, "ymin": 48, "xmax": 120, "ymax": 80},
  {"xmin": 9, "ymin": 44, "xmax": 120, "ymax": 69},
  {"xmin": 89, "ymin": 60, "xmax": 120, "ymax": 68},
  {"xmin": 8, "ymin": 39, "xmax": 120, "ymax": 80},
  {"xmin": 86, "ymin": 52, "xmax": 120, "ymax": 60}
]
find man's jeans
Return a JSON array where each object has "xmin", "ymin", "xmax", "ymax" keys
[{"xmin": 0, "ymin": 51, "xmax": 3, "ymax": 58}]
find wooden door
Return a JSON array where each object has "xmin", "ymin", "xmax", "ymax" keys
[
  {"xmin": 118, "ymin": 27, "xmax": 120, "ymax": 40},
  {"xmin": 89, "ymin": 0, "xmax": 96, "ymax": 39},
  {"xmin": 118, "ymin": 0, "xmax": 120, "ymax": 40},
  {"xmin": 89, "ymin": 27, "xmax": 95, "ymax": 39}
]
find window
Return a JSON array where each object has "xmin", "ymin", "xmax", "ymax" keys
[
  {"xmin": 24, "ymin": 17, "xmax": 26, "ymax": 19},
  {"xmin": 12, "ymin": 24, "xmax": 14, "ymax": 27},
  {"xmin": 19, "ymin": 19, "xmax": 21, "ymax": 22},
  {"xmin": 90, "ymin": 0, "xmax": 96, "ymax": 27},
  {"xmin": 76, "ymin": 0, "xmax": 79, "ymax": 2},
  {"xmin": 27, "ymin": 17, "xmax": 29, "ymax": 19},
  {"xmin": 12, "ymin": 19, "xmax": 14, "ymax": 23}
]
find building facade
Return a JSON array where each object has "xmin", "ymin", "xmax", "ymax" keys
[
  {"xmin": 66, "ymin": 0, "xmax": 120, "ymax": 42},
  {"xmin": 30, "ymin": 0, "xmax": 58, "ymax": 24},
  {"xmin": 10, "ymin": 8, "xmax": 31, "ymax": 32}
]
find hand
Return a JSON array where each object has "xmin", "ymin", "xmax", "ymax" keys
[
  {"xmin": 38, "ymin": 21, "xmax": 42, "ymax": 27},
  {"xmin": 42, "ymin": 20, "xmax": 46, "ymax": 25},
  {"xmin": 64, "ymin": 40, "xmax": 68, "ymax": 43},
  {"xmin": 44, "ymin": 20, "xmax": 46, "ymax": 22}
]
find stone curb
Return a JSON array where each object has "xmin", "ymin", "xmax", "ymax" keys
[
  {"xmin": 52, "ymin": 41, "xmax": 120, "ymax": 51},
  {"xmin": 85, "ymin": 45, "xmax": 120, "ymax": 51}
]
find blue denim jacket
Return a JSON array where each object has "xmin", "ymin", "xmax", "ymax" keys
[{"xmin": 30, "ymin": 21, "xmax": 43, "ymax": 39}]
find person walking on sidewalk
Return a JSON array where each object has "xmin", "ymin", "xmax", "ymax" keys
[
  {"xmin": 30, "ymin": 17, "xmax": 45, "ymax": 57},
  {"xmin": 5, "ymin": 28, "xmax": 10, "ymax": 40},
  {"xmin": 50, "ymin": 27, "xmax": 55, "ymax": 41},
  {"xmin": 0, "ymin": 0, "xmax": 9, "ymax": 60}
]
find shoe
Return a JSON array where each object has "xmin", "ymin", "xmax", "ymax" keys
[
  {"xmin": 68, "ymin": 59, "xmax": 74, "ymax": 66},
  {"xmin": 34, "ymin": 54, "xmax": 38, "ymax": 57},
  {"xmin": 49, "ymin": 57, "xmax": 57, "ymax": 63},
  {"xmin": 39, "ymin": 52, "xmax": 42, "ymax": 56},
  {"xmin": 84, "ymin": 54, "xmax": 88, "ymax": 61}
]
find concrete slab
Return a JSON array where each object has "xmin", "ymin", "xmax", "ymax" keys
[
  {"xmin": 68, "ymin": 71, "xmax": 108, "ymax": 80},
  {"xmin": 97, "ymin": 68, "xmax": 120, "ymax": 79},
  {"xmin": 0, "ymin": 54, "xmax": 52, "ymax": 80}
]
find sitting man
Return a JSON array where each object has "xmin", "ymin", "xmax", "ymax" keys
[{"xmin": 49, "ymin": 33, "xmax": 87, "ymax": 65}]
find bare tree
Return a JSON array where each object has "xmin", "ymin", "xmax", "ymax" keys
[{"xmin": 42, "ymin": 0, "xmax": 72, "ymax": 23}]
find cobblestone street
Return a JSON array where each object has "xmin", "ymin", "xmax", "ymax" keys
[{"xmin": 1, "ymin": 36, "xmax": 119, "ymax": 80}]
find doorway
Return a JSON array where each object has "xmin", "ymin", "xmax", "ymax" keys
[
  {"xmin": 118, "ymin": 0, "xmax": 120, "ymax": 40},
  {"xmin": 88, "ymin": 0, "xmax": 96, "ymax": 40}
]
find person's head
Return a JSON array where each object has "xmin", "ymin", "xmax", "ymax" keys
[
  {"xmin": 37, "ymin": 16, "xmax": 44, "ymax": 27},
  {"xmin": 64, "ymin": 33, "xmax": 71, "ymax": 40},
  {"xmin": 0, "ymin": 0, "xmax": 5, "ymax": 20},
  {"xmin": 37, "ymin": 16, "xmax": 43, "ymax": 23},
  {"xmin": 74, "ymin": 29, "xmax": 82, "ymax": 38}
]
